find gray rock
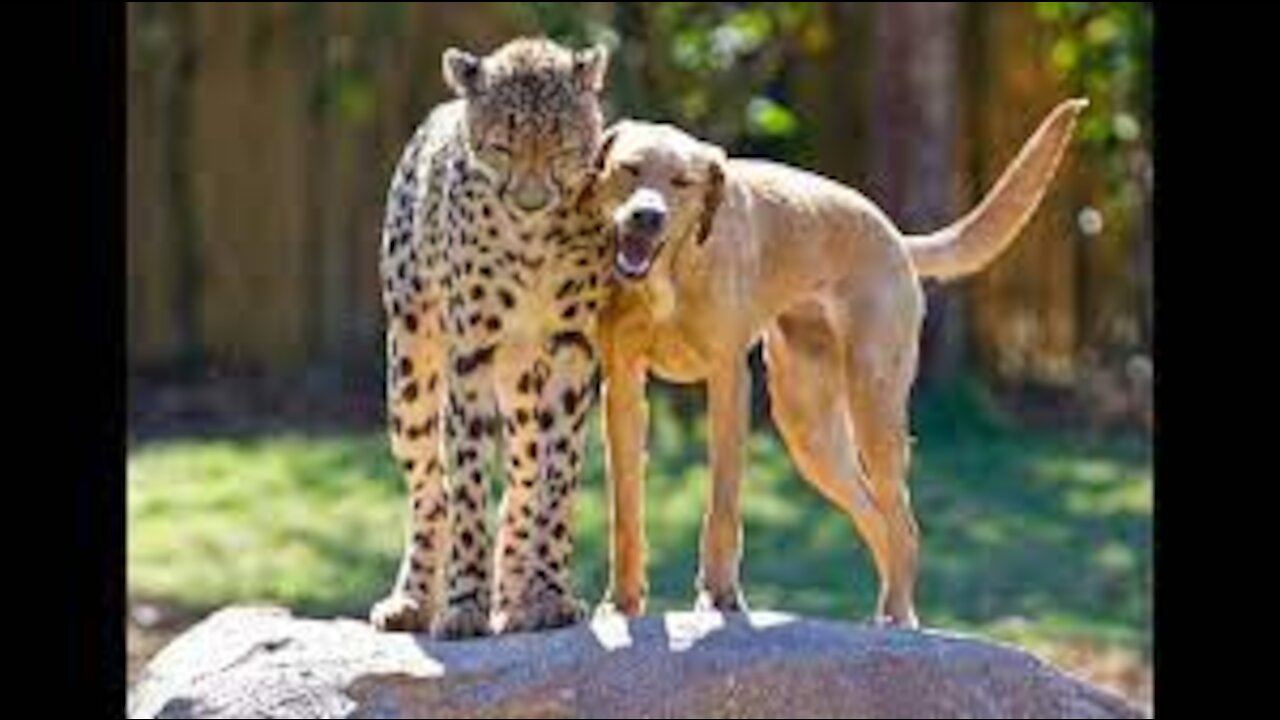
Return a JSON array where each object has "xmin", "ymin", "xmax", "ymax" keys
[{"xmin": 128, "ymin": 605, "xmax": 1147, "ymax": 719}]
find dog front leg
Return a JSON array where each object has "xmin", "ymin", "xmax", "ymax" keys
[
  {"xmin": 696, "ymin": 355, "xmax": 749, "ymax": 612},
  {"xmin": 599, "ymin": 353, "xmax": 650, "ymax": 617}
]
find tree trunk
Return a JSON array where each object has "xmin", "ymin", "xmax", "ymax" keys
[{"xmin": 867, "ymin": 2, "xmax": 964, "ymax": 386}]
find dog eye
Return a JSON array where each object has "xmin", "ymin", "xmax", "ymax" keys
[
  {"xmin": 670, "ymin": 174, "xmax": 693, "ymax": 188},
  {"xmin": 619, "ymin": 162, "xmax": 640, "ymax": 177}
]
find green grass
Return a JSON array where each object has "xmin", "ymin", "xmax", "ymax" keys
[{"xmin": 128, "ymin": 383, "xmax": 1151, "ymax": 661}]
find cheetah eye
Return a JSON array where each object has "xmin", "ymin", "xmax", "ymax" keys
[
  {"xmin": 551, "ymin": 152, "xmax": 581, "ymax": 180},
  {"xmin": 477, "ymin": 143, "xmax": 512, "ymax": 172},
  {"xmin": 553, "ymin": 147, "xmax": 584, "ymax": 168}
]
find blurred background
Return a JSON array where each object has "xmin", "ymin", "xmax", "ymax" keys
[{"xmin": 126, "ymin": 2, "xmax": 1152, "ymax": 707}]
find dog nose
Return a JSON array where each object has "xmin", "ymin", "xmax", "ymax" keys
[{"xmin": 630, "ymin": 206, "xmax": 666, "ymax": 233}]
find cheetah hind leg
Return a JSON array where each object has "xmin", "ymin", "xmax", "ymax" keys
[
  {"xmin": 491, "ymin": 593, "xmax": 586, "ymax": 635},
  {"xmin": 370, "ymin": 594, "xmax": 434, "ymax": 632},
  {"xmin": 490, "ymin": 351, "xmax": 592, "ymax": 635},
  {"xmin": 429, "ymin": 601, "xmax": 492, "ymax": 640}
]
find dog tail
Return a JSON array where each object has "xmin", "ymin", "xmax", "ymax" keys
[{"xmin": 904, "ymin": 98, "xmax": 1087, "ymax": 281}]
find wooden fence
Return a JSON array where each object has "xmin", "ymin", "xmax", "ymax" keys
[{"xmin": 127, "ymin": 2, "xmax": 1149, "ymax": 386}]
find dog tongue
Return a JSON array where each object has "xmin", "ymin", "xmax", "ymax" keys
[{"xmin": 618, "ymin": 233, "xmax": 651, "ymax": 266}]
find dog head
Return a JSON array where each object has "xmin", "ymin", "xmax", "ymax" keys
[{"xmin": 586, "ymin": 121, "xmax": 726, "ymax": 281}]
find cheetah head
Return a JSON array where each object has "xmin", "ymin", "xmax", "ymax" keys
[{"xmin": 444, "ymin": 37, "xmax": 609, "ymax": 221}]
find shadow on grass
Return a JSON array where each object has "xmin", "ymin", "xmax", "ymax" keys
[
  {"xmin": 728, "ymin": 383, "xmax": 1149, "ymax": 655},
  {"xmin": 128, "ymin": 384, "xmax": 1150, "ymax": 658}
]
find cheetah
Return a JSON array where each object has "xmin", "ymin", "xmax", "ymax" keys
[{"xmin": 370, "ymin": 38, "xmax": 613, "ymax": 639}]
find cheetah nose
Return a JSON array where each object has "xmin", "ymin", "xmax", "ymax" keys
[{"xmin": 511, "ymin": 181, "xmax": 552, "ymax": 213}]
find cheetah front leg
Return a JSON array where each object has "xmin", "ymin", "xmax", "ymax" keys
[
  {"xmin": 429, "ymin": 342, "xmax": 500, "ymax": 640},
  {"xmin": 491, "ymin": 333, "xmax": 596, "ymax": 633},
  {"xmin": 371, "ymin": 306, "xmax": 449, "ymax": 632},
  {"xmin": 489, "ymin": 352, "xmax": 569, "ymax": 634},
  {"xmin": 536, "ymin": 343, "xmax": 597, "ymax": 623}
]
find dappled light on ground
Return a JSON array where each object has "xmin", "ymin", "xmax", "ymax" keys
[{"xmin": 128, "ymin": 391, "xmax": 1149, "ymax": 704}]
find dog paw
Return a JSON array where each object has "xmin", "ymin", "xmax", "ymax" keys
[
  {"xmin": 694, "ymin": 587, "xmax": 748, "ymax": 613},
  {"xmin": 492, "ymin": 593, "xmax": 586, "ymax": 635},
  {"xmin": 369, "ymin": 594, "xmax": 434, "ymax": 633},
  {"xmin": 595, "ymin": 589, "xmax": 646, "ymax": 618},
  {"xmin": 430, "ymin": 601, "xmax": 491, "ymax": 640},
  {"xmin": 871, "ymin": 611, "xmax": 920, "ymax": 630}
]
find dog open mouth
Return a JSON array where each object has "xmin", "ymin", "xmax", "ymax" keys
[{"xmin": 615, "ymin": 229, "xmax": 657, "ymax": 280}]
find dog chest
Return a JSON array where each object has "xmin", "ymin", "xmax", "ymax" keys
[{"xmin": 645, "ymin": 316, "xmax": 712, "ymax": 383}]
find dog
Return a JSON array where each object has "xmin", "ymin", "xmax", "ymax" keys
[{"xmin": 585, "ymin": 98, "xmax": 1087, "ymax": 627}]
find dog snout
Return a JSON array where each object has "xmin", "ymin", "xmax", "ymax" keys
[
  {"xmin": 617, "ymin": 188, "xmax": 668, "ymax": 234},
  {"xmin": 629, "ymin": 206, "xmax": 667, "ymax": 234}
]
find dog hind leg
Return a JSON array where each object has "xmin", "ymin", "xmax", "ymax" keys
[
  {"xmin": 763, "ymin": 304, "xmax": 901, "ymax": 623},
  {"xmin": 834, "ymin": 294, "xmax": 923, "ymax": 629}
]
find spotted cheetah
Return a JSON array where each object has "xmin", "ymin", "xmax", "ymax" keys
[{"xmin": 370, "ymin": 38, "xmax": 613, "ymax": 639}]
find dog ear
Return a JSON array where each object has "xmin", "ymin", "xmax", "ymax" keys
[
  {"xmin": 576, "ymin": 124, "xmax": 623, "ymax": 210},
  {"xmin": 592, "ymin": 123, "xmax": 623, "ymax": 176},
  {"xmin": 694, "ymin": 151, "xmax": 726, "ymax": 246},
  {"xmin": 442, "ymin": 47, "xmax": 484, "ymax": 97}
]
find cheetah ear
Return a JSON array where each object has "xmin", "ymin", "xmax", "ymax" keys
[
  {"xmin": 694, "ymin": 147, "xmax": 727, "ymax": 247},
  {"xmin": 572, "ymin": 44, "xmax": 609, "ymax": 94},
  {"xmin": 443, "ymin": 47, "xmax": 484, "ymax": 97}
]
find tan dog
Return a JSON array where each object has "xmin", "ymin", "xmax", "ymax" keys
[{"xmin": 588, "ymin": 99, "xmax": 1087, "ymax": 627}]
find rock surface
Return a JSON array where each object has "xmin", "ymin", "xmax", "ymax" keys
[{"xmin": 128, "ymin": 605, "xmax": 1146, "ymax": 719}]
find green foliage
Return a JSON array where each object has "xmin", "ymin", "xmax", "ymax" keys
[
  {"xmin": 1032, "ymin": 2, "xmax": 1152, "ymax": 356},
  {"xmin": 302, "ymin": 3, "xmax": 409, "ymax": 125},
  {"xmin": 128, "ymin": 391, "xmax": 1150, "ymax": 656},
  {"xmin": 513, "ymin": 2, "xmax": 606, "ymax": 47},
  {"xmin": 510, "ymin": 2, "xmax": 822, "ymax": 154},
  {"xmin": 1034, "ymin": 1, "xmax": 1152, "ymax": 222},
  {"xmin": 746, "ymin": 96, "xmax": 800, "ymax": 139},
  {"xmin": 1035, "ymin": 2, "xmax": 1150, "ymax": 151}
]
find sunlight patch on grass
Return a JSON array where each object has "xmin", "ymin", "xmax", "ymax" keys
[
  {"xmin": 128, "ymin": 391, "xmax": 1150, "ymax": 660},
  {"xmin": 128, "ymin": 436, "xmax": 404, "ymax": 614}
]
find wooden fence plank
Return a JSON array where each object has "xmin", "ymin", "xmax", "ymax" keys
[{"xmin": 127, "ymin": 2, "xmax": 1143, "ymax": 383}]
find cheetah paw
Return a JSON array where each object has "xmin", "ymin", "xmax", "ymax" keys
[
  {"xmin": 492, "ymin": 594, "xmax": 586, "ymax": 635},
  {"xmin": 369, "ymin": 594, "xmax": 434, "ymax": 633},
  {"xmin": 430, "ymin": 601, "xmax": 491, "ymax": 640}
]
